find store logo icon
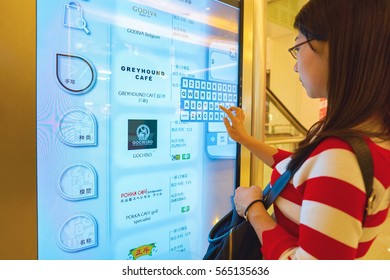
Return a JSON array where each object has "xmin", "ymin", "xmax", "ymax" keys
[
  {"xmin": 128, "ymin": 120, "xmax": 157, "ymax": 150},
  {"xmin": 136, "ymin": 124, "xmax": 150, "ymax": 140},
  {"xmin": 132, "ymin": 6, "xmax": 158, "ymax": 18},
  {"xmin": 128, "ymin": 243, "xmax": 157, "ymax": 260}
]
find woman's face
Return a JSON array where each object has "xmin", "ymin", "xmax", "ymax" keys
[{"xmin": 293, "ymin": 33, "xmax": 329, "ymax": 99}]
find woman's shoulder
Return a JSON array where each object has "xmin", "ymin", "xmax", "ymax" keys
[
  {"xmin": 274, "ymin": 136, "xmax": 390, "ymax": 180},
  {"xmin": 366, "ymin": 137, "xmax": 390, "ymax": 158},
  {"xmin": 306, "ymin": 136, "xmax": 390, "ymax": 182},
  {"xmin": 274, "ymin": 137, "xmax": 359, "ymax": 175},
  {"xmin": 310, "ymin": 136, "xmax": 390, "ymax": 158}
]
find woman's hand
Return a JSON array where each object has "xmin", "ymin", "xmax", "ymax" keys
[
  {"xmin": 234, "ymin": 185, "xmax": 264, "ymax": 218},
  {"xmin": 220, "ymin": 105, "xmax": 250, "ymax": 145},
  {"xmin": 220, "ymin": 105, "xmax": 278, "ymax": 168}
]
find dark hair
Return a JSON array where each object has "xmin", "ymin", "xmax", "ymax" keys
[{"xmin": 288, "ymin": 0, "xmax": 390, "ymax": 172}]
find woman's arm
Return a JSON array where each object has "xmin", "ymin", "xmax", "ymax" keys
[{"xmin": 234, "ymin": 185, "xmax": 277, "ymax": 244}]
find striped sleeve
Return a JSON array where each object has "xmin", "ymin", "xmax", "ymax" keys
[{"xmin": 271, "ymin": 149, "xmax": 293, "ymax": 168}]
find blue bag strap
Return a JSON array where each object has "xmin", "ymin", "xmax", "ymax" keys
[{"xmin": 262, "ymin": 169, "xmax": 292, "ymax": 209}]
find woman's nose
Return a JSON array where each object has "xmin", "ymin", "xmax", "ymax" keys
[{"xmin": 293, "ymin": 62, "xmax": 298, "ymax": 73}]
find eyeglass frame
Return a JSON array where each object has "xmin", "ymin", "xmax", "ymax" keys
[{"xmin": 288, "ymin": 39, "xmax": 313, "ymax": 59}]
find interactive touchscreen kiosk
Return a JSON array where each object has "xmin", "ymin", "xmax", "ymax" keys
[{"xmin": 37, "ymin": 0, "xmax": 242, "ymax": 259}]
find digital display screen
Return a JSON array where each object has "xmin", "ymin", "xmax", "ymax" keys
[{"xmin": 37, "ymin": 0, "xmax": 242, "ymax": 260}]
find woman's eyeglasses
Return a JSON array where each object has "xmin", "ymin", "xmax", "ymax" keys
[{"xmin": 288, "ymin": 39, "xmax": 312, "ymax": 59}]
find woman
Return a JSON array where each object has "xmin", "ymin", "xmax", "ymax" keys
[{"xmin": 220, "ymin": 0, "xmax": 390, "ymax": 259}]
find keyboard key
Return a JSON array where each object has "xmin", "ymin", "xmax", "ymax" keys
[
  {"xmin": 194, "ymin": 90, "xmax": 200, "ymax": 99},
  {"xmin": 181, "ymin": 89, "xmax": 187, "ymax": 98},
  {"xmin": 188, "ymin": 89, "xmax": 194, "ymax": 99},
  {"xmin": 190, "ymin": 111, "xmax": 196, "ymax": 120},
  {"xmin": 203, "ymin": 101, "xmax": 208, "ymax": 111},
  {"xmin": 181, "ymin": 110, "xmax": 189, "ymax": 120},
  {"xmin": 182, "ymin": 79, "xmax": 189, "ymax": 88}
]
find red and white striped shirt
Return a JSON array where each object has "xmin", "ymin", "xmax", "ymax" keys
[{"xmin": 261, "ymin": 137, "xmax": 390, "ymax": 259}]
